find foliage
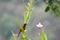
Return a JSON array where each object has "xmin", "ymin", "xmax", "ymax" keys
[
  {"xmin": 44, "ymin": 0, "xmax": 60, "ymax": 16},
  {"xmin": 13, "ymin": 0, "xmax": 34, "ymax": 40},
  {"xmin": 24, "ymin": 0, "xmax": 34, "ymax": 24},
  {"xmin": 40, "ymin": 28, "xmax": 47, "ymax": 40}
]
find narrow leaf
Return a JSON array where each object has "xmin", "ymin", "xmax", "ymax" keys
[
  {"xmin": 16, "ymin": 19, "xmax": 24, "ymax": 31},
  {"xmin": 40, "ymin": 28, "xmax": 47, "ymax": 40}
]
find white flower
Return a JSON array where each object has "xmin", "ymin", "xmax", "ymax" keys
[{"xmin": 36, "ymin": 22, "xmax": 43, "ymax": 29}]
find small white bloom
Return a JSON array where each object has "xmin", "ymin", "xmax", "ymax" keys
[{"xmin": 36, "ymin": 22, "xmax": 43, "ymax": 29}]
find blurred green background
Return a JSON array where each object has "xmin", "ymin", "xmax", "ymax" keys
[{"xmin": 0, "ymin": 0, "xmax": 60, "ymax": 40}]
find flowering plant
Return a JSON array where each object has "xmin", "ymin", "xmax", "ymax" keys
[
  {"xmin": 12, "ymin": 0, "xmax": 47, "ymax": 40},
  {"xmin": 36, "ymin": 22, "xmax": 47, "ymax": 40}
]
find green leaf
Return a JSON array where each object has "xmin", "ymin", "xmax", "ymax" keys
[
  {"xmin": 54, "ymin": 7, "xmax": 60, "ymax": 17},
  {"xmin": 40, "ymin": 35, "xmax": 43, "ymax": 40},
  {"xmin": 48, "ymin": 0, "xmax": 52, "ymax": 5},
  {"xmin": 24, "ymin": 11, "xmax": 27, "ymax": 24},
  {"xmin": 56, "ymin": 8, "xmax": 60, "ymax": 16},
  {"xmin": 45, "ymin": 6, "xmax": 50, "ymax": 12},
  {"xmin": 40, "ymin": 29, "xmax": 47, "ymax": 40},
  {"xmin": 16, "ymin": 19, "xmax": 24, "ymax": 31}
]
